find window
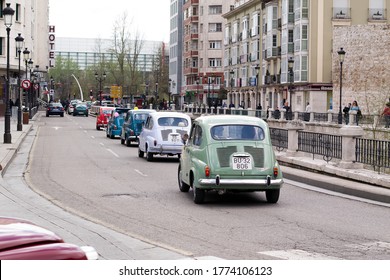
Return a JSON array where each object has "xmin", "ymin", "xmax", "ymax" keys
[
  {"xmin": 209, "ymin": 5, "xmax": 222, "ymax": 14},
  {"xmin": 0, "ymin": 0, "xmax": 4, "ymax": 18},
  {"xmin": 16, "ymin": 3, "xmax": 20, "ymax": 21},
  {"xmin": 209, "ymin": 23, "xmax": 222, "ymax": 32},
  {"xmin": 191, "ymin": 125, "xmax": 203, "ymax": 146},
  {"xmin": 209, "ymin": 41, "xmax": 222, "ymax": 49},
  {"xmin": 0, "ymin": 37, "xmax": 4, "ymax": 55},
  {"xmin": 209, "ymin": 58, "xmax": 222, "ymax": 67},
  {"xmin": 301, "ymin": 25, "xmax": 308, "ymax": 50}
]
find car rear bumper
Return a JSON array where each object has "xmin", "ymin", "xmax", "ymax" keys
[
  {"xmin": 148, "ymin": 145, "xmax": 182, "ymax": 155},
  {"xmin": 198, "ymin": 177, "xmax": 283, "ymax": 189}
]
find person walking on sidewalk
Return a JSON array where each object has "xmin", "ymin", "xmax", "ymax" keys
[{"xmin": 381, "ymin": 102, "xmax": 390, "ymax": 128}]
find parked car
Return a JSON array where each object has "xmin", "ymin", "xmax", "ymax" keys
[
  {"xmin": 138, "ymin": 112, "xmax": 191, "ymax": 161},
  {"xmin": 178, "ymin": 115, "xmax": 284, "ymax": 204},
  {"xmin": 73, "ymin": 103, "xmax": 89, "ymax": 117},
  {"xmin": 46, "ymin": 102, "xmax": 64, "ymax": 117},
  {"xmin": 0, "ymin": 217, "xmax": 98, "ymax": 260},
  {"xmin": 96, "ymin": 107, "xmax": 115, "ymax": 130},
  {"xmin": 106, "ymin": 108, "xmax": 131, "ymax": 139},
  {"xmin": 121, "ymin": 109, "xmax": 156, "ymax": 146}
]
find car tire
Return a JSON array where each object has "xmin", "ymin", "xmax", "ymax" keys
[
  {"xmin": 46, "ymin": 114, "xmax": 49, "ymax": 117},
  {"xmin": 126, "ymin": 138, "xmax": 131, "ymax": 147},
  {"xmin": 193, "ymin": 185, "xmax": 205, "ymax": 204},
  {"xmin": 146, "ymin": 147, "xmax": 153, "ymax": 161},
  {"xmin": 266, "ymin": 189, "xmax": 280, "ymax": 204},
  {"xmin": 110, "ymin": 133, "xmax": 115, "ymax": 139},
  {"xmin": 121, "ymin": 137, "xmax": 125, "ymax": 145},
  {"xmin": 61, "ymin": 113, "xmax": 64, "ymax": 117},
  {"xmin": 138, "ymin": 147, "xmax": 144, "ymax": 158},
  {"xmin": 96, "ymin": 126, "xmax": 100, "ymax": 130},
  {"xmin": 86, "ymin": 113, "xmax": 88, "ymax": 117},
  {"xmin": 178, "ymin": 164, "xmax": 190, "ymax": 192}
]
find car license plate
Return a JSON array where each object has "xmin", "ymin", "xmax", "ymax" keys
[
  {"xmin": 170, "ymin": 134, "xmax": 180, "ymax": 143},
  {"xmin": 232, "ymin": 156, "xmax": 252, "ymax": 170}
]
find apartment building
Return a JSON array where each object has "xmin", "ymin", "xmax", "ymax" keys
[
  {"xmin": 0, "ymin": 0, "xmax": 49, "ymax": 115},
  {"xmin": 223, "ymin": 0, "xmax": 390, "ymax": 112},
  {"xmin": 180, "ymin": 0, "xmax": 235, "ymax": 107}
]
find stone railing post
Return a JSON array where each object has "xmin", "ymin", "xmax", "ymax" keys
[
  {"xmin": 338, "ymin": 125, "xmax": 364, "ymax": 169},
  {"xmin": 286, "ymin": 120, "xmax": 306, "ymax": 157},
  {"xmin": 268, "ymin": 109, "xmax": 274, "ymax": 120},
  {"xmin": 327, "ymin": 110, "xmax": 333, "ymax": 123}
]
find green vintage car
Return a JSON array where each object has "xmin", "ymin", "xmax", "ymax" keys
[{"xmin": 178, "ymin": 115, "xmax": 283, "ymax": 204}]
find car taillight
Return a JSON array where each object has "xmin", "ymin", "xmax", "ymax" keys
[
  {"xmin": 205, "ymin": 166, "xmax": 210, "ymax": 177},
  {"xmin": 273, "ymin": 167, "xmax": 278, "ymax": 177}
]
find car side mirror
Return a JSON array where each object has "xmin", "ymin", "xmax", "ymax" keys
[{"xmin": 182, "ymin": 133, "xmax": 189, "ymax": 144}]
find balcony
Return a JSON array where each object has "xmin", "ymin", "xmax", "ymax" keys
[
  {"xmin": 183, "ymin": 67, "xmax": 199, "ymax": 76},
  {"xmin": 183, "ymin": 0, "xmax": 199, "ymax": 9},
  {"xmin": 333, "ymin": 8, "xmax": 351, "ymax": 20},
  {"xmin": 368, "ymin": 8, "xmax": 387, "ymax": 21}
]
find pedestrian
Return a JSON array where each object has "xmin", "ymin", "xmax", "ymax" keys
[
  {"xmin": 381, "ymin": 102, "xmax": 390, "ymax": 128},
  {"xmin": 304, "ymin": 102, "xmax": 311, "ymax": 121},
  {"xmin": 283, "ymin": 102, "xmax": 291, "ymax": 120},
  {"xmin": 305, "ymin": 102, "xmax": 311, "ymax": 112},
  {"xmin": 9, "ymin": 99, "xmax": 14, "ymax": 117},
  {"xmin": 343, "ymin": 103, "xmax": 351, "ymax": 124},
  {"xmin": 256, "ymin": 104, "xmax": 262, "ymax": 110},
  {"xmin": 349, "ymin": 100, "xmax": 361, "ymax": 125}
]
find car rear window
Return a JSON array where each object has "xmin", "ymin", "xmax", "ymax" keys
[
  {"xmin": 134, "ymin": 113, "xmax": 148, "ymax": 121},
  {"xmin": 158, "ymin": 117, "xmax": 189, "ymax": 127},
  {"xmin": 211, "ymin": 125, "xmax": 265, "ymax": 141}
]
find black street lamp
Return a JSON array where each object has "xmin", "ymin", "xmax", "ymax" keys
[
  {"xmin": 288, "ymin": 57, "xmax": 294, "ymax": 120},
  {"xmin": 23, "ymin": 48, "xmax": 30, "ymax": 113},
  {"xmin": 337, "ymin": 47, "xmax": 346, "ymax": 125},
  {"xmin": 230, "ymin": 70, "xmax": 234, "ymax": 107},
  {"xmin": 15, "ymin": 33, "xmax": 24, "ymax": 131},
  {"xmin": 196, "ymin": 77, "xmax": 199, "ymax": 104},
  {"xmin": 95, "ymin": 71, "xmax": 106, "ymax": 106},
  {"xmin": 254, "ymin": 65, "xmax": 260, "ymax": 108},
  {"xmin": 3, "ymin": 3, "xmax": 15, "ymax": 144}
]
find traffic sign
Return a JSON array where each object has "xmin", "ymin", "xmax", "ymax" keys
[{"xmin": 21, "ymin": 79, "xmax": 31, "ymax": 90}]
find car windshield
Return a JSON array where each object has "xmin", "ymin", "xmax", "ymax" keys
[
  {"xmin": 158, "ymin": 117, "xmax": 189, "ymax": 127},
  {"xmin": 211, "ymin": 125, "xmax": 265, "ymax": 141},
  {"xmin": 134, "ymin": 113, "xmax": 148, "ymax": 121}
]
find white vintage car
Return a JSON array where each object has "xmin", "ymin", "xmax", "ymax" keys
[{"xmin": 138, "ymin": 112, "xmax": 192, "ymax": 161}]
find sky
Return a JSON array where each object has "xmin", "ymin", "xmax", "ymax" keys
[{"xmin": 49, "ymin": 0, "xmax": 171, "ymax": 42}]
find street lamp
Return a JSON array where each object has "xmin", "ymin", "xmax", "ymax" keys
[
  {"xmin": 196, "ymin": 77, "xmax": 199, "ymax": 104},
  {"xmin": 230, "ymin": 70, "xmax": 234, "ymax": 107},
  {"xmin": 255, "ymin": 65, "xmax": 260, "ymax": 109},
  {"xmin": 15, "ymin": 33, "xmax": 24, "ymax": 131},
  {"xmin": 3, "ymin": 3, "xmax": 15, "ymax": 144},
  {"xmin": 95, "ymin": 71, "xmax": 106, "ymax": 106},
  {"xmin": 288, "ymin": 57, "xmax": 294, "ymax": 120},
  {"xmin": 337, "ymin": 47, "xmax": 346, "ymax": 124}
]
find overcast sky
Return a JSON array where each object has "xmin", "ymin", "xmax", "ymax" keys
[{"xmin": 49, "ymin": 0, "xmax": 170, "ymax": 42}]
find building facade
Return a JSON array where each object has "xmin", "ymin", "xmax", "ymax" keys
[
  {"xmin": 223, "ymin": 0, "xmax": 390, "ymax": 113},
  {"xmin": 0, "ymin": 0, "xmax": 49, "ymax": 114},
  {"xmin": 180, "ymin": 0, "xmax": 235, "ymax": 107}
]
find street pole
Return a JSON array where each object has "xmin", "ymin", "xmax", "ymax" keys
[
  {"xmin": 3, "ymin": 3, "xmax": 14, "ymax": 144},
  {"xmin": 338, "ymin": 48, "xmax": 346, "ymax": 125},
  {"xmin": 95, "ymin": 72, "xmax": 106, "ymax": 106},
  {"xmin": 255, "ymin": 65, "xmax": 260, "ymax": 109},
  {"xmin": 15, "ymin": 33, "xmax": 24, "ymax": 131},
  {"xmin": 288, "ymin": 57, "xmax": 294, "ymax": 121}
]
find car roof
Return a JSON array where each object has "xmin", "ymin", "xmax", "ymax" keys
[
  {"xmin": 149, "ymin": 112, "xmax": 191, "ymax": 119},
  {"xmin": 195, "ymin": 115, "xmax": 268, "ymax": 127},
  {"xmin": 130, "ymin": 109, "xmax": 156, "ymax": 114}
]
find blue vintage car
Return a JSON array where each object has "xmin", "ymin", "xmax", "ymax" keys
[
  {"xmin": 106, "ymin": 108, "xmax": 130, "ymax": 139},
  {"xmin": 120, "ymin": 109, "xmax": 156, "ymax": 146},
  {"xmin": 178, "ymin": 115, "xmax": 284, "ymax": 204}
]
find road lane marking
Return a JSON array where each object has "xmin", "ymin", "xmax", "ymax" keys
[
  {"xmin": 52, "ymin": 127, "xmax": 62, "ymax": 130},
  {"xmin": 91, "ymin": 136, "xmax": 95, "ymax": 139},
  {"xmin": 84, "ymin": 130, "xmax": 87, "ymax": 133},
  {"xmin": 106, "ymin": 149, "xmax": 119, "ymax": 158},
  {"xmin": 134, "ymin": 169, "xmax": 147, "ymax": 177},
  {"xmin": 258, "ymin": 249, "xmax": 342, "ymax": 260},
  {"xmin": 100, "ymin": 143, "xmax": 105, "ymax": 147}
]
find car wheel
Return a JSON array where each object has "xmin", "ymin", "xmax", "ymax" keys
[
  {"xmin": 46, "ymin": 114, "xmax": 49, "ymax": 117},
  {"xmin": 61, "ymin": 113, "xmax": 64, "ymax": 117},
  {"xmin": 121, "ymin": 137, "xmax": 125, "ymax": 145},
  {"xmin": 86, "ymin": 113, "xmax": 88, "ymax": 117},
  {"xmin": 146, "ymin": 148, "xmax": 153, "ymax": 161},
  {"xmin": 178, "ymin": 164, "xmax": 190, "ymax": 192},
  {"xmin": 96, "ymin": 126, "xmax": 100, "ymax": 130},
  {"xmin": 266, "ymin": 189, "xmax": 280, "ymax": 204},
  {"xmin": 126, "ymin": 138, "xmax": 131, "ymax": 147},
  {"xmin": 193, "ymin": 185, "xmax": 205, "ymax": 204},
  {"xmin": 138, "ymin": 147, "xmax": 144, "ymax": 158},
  {"xmin": 110, "ymin": 133, "xmax": 115, "ymax": 139}
]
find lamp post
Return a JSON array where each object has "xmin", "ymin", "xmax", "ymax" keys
[
  {"xmin": 95, "ymin": 72, "xmax": 106, "ymax": 106},
  {"xmin": 288, "ymin": 57, "xmax": 294, "ymax": 120},
  {"xmin": 230, "ymin": 70, "xmax": 234, "ymax": 107},
  {"xmin": 23, "ymin": 48, "xmax": 30, "ymax": 116},
  {"xmin": 337, "ymin": 47, "xmax": 346, "ymax": 124},
  {"xmin": 3, "ymin": 3, "xmax": 15, "ymax": 143},
  {"xmin": 15, "ymin": 33, "xmax": 24, "ymax": 131},
  {"xmin": 255, "ymin": 65, "xmax": 260, "ymax": 109},
  {"xmin": 196, "ymin": 77, "xmax": 199, "ymax": 104}
]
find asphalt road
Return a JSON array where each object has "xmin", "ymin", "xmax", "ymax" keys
[{"xmin": 24, "ymin": 112, "xmax": 390, "ymax": 260}]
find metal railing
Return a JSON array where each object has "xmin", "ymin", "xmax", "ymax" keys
[
  {"xmin": 270, "ymin": 128, "xmax": 288, "ymax": 151},
  {"xmin": 355, "ymin": 138, "xmax": 390, "ymax": 172},
  {"xmin": 298, "ymin": 131, "xmax": 342, "ymax": 163}
]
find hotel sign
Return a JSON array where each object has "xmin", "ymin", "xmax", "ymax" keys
[{"xmin": 49, "ymin": 25, "xmax": 55, "ymax": 68}]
